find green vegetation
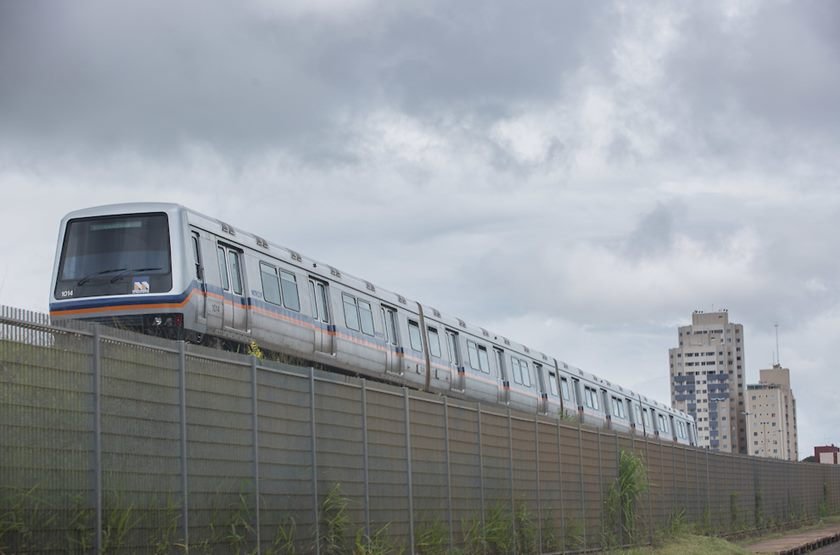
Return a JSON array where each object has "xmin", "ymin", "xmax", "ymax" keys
[
  {"xmin": 605, "ymin": 450, "xmax": 649, "ymax": 546},
  {"xmin": 415, "ymin": 517, "xmax": 448, "ymax": 555},
  {"xmin": 619, "ymin": 533, "xmax": 750, "ymax": 555},
  {"xmin": 320, "ymin": 483, "xmax": 350, "ymax": 555}
]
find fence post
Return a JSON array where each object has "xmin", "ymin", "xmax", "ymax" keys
[
  {"xmin": 310, "ymin": 367, "xmax": 319, "ymax": 555},
  {"xmin": 251, "ymin": 356, "xmax": 261, "ymax": 554},
  {"xmin": 93, "ymin": 325, "xmax": 102, "ymax": 555},
  {"xmin": 478, "ymin": 403, "xmax": 485, "ymax": 529},
  {"xmin": 178, "ymin": 340, "xmax": 189, "ymax": 551},
  {"xmin": 597, "ymin": 430, "xmax": 603, "ymax": 545},
  {"xmin": 404, "ymin": 388, "xmax": 415, "ymax": 554},
  {"xmin": 535, "ymin": 418, "xmax": 542, "ymax": 551},
  {"xmin": 444, "ymin": 397, "xmax": 453, "ymax": 551},
  {"xmin": 556, "ymin": 421, "xmax": 565, "ymax": 544},
  {"xmin": 362, "ymin": 380, "xmax": 370, "ymax": 540},
  {"xmin": 508, "ymin": 407, "xmax": 515, "ymax": 540},
  {"xmin": 578, "ymin": 424, "xmax": 587, "ymax": 550},
  {"xmin": 644, "ymin": 437, "xmax": 652, "ymax": 544},
  {"xmin": 705, "ymin": 448, "xmax": 711, "ymax": 528}
]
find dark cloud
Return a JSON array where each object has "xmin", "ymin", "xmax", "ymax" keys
[
  {"xmin": 2, "ymin": 0, "xmax": 840, "ymax": 454},
  {"xmin": 660, "ymin": 2, "xmax": 840, "ymax": 167},
  {"xmin": 0, "ymin": 0, "xmax": 603, "ymax": 162}
]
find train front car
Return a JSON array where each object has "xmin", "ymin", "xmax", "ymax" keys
[{"xmin": 49, "ymin": 203, "xmax": 194, "ymax": 340}]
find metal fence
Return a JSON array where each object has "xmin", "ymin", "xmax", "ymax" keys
[{"xmin": 1, "ymin": 305, "xmax": 839, "ymax": 554}]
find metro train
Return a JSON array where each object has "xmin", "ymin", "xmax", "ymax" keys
[{"xmin": 49, "ymin": 203, "xmax": 696, "ymax": 445}]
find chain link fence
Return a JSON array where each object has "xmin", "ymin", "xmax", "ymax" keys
[{"xmin": 2, "ymin": 306, "xmax": 839, "ymax": 554}]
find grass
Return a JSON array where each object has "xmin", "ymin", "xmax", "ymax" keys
[
  {"xmin": 613, "ymin": 514, "xmax": 840, "ymax": 554},
  {"xmin": 618, "ymin": 533, "xmax": 750, "ymax": 554}
]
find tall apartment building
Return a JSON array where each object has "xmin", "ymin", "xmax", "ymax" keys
[
  {"xmin": 669, "ymin": 310, "xmax": 746, "ymax": 453},
  {"xmin": 746, "ymin": 364, "xmax": 798, "ymax": 461}
]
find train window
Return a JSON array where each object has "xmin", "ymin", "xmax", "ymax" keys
[
  {"xmin": 446, "ymin": 330, "xmax": 460, "ymax": 365},
  {"xmin": 408, "ymin": 320, "xmax": 422, "ymax": 351},
  {"xmin": 382, "ymin": 307, "xmax": 398, "ymax": 346},
  {"xmin": 343, "ymin": 293, "xmax": 360, "ymax": 331},
  {"xmin": 634, "ymin": 404, "xmax": 643, "ymax": 426},
  {"xmin": 358, "ymin": 300, "xmax": 374, "ymax": 336},
  {"xmin": 477, "ymin": 345, "xmax": 490, "ymax": 374},
  {"xmin": 584, "ymin": 387, "xmax": 599, "ymax": 410},
  {"xmin": 317, "ymin": 282, "xmax": 329, "ymax": 322},
  {"xmin": 560, "ymin": 377, "xmax": 571, "ymax": 401},
  {"xmin": 467, "ymin": 341, "xmax": 479, "ymax": 370},
  {"xmin": 428, "ymin": 327, "xmax": 442, "ymax": 358},
  {"xmin": 548, "ymin": 371, "xmax": 559, "ymax": 397},
  {"xmin": 611, "ymin": 397, "xmax": 626, "ymax": 419},
  {"xmin": 643, "ymin": 408, "xmax": 652, "ymax": 430},
  {"xmin": 511, "ymin": 357, "xmax": 531, "ymax": 387},
  {"xmin": 280, "ymin": 271, "xmax": 300, "ymax": 311},
  {"xmin": 260, "ymin": 263, "xmax": 282, "ymax": 305},
  {"xmin": 228, "ymin": 250, "xmax": 243, "ymax": 295},
  {"xmin": 191, "ymin": 233, "xmax": 202, "ymax": 280},
  {"xmin": 217, "ymin": 246, "xmax": 229, "ymax": 291},
  {"xmin": 467, "ymin": 341, "xmax": 489, "ymax": 373},
  {"xmin": 658, "ymin": 414, "xmax": 669, "ymax": 434},
  {"xmin": 309, "ymin": 281, "xmax": 319, "ymax": 319}
]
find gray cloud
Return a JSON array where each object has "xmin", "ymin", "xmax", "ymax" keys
[{"xmin": 2, "ymin": 0, "xmax": 839, "ymax": 455}]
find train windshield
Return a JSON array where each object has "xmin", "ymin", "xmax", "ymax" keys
[{"xmin": 55, "ymin": 213, "xmax": 172, "ymax": 298}]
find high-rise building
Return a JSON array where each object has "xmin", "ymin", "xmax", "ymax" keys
[
  {"xmin": 669, "ymin": 310, "xmax": 746, "ymax": 453},
  {"xmin": 746, "ymin": 364, "xmax": 798, "ymax": 461}
]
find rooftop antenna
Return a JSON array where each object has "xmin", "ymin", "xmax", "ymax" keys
[{"xmin": 774, "ymin": 323, "xmax": 780, "ymax": 365}]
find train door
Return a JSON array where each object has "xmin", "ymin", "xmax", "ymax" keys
[
  {"xmin": 533, "ymin": 363, "xmax": 548, "ymax": 413},
  {"xmin": 217, "ymin": 244, "xmax": 247, "ymax": 332},
  {"xmin": 190, "ymin": 231, "xmax": 207, "ymax": 319},
  {"xmin": 446, "ymin": 329, "xmax": 464, "ymax": 391},
  {"xmin": 494, "ymin": 348, "xmax": 510, "ymax": 404},
  {"xmin": 601, "ymin": 389, "xmax": 612, "ymax": 429},
  {"xmin": 572, "ymin": 379, "xmax": 584, "ymax": 416},
  {"xmin": 547, "ymin": 370, "xmax": 561, "ymax": 412},
  {"xmin": 642, "ymin": 407, "xmax": 653, "ymax": 436},
  {"xmin": 381, "ymin": 305, "xmax": 401, "ymax": 375},
  {"xmin": 309, "ymin": 277, "xmax": 334, "ymax": 355}
]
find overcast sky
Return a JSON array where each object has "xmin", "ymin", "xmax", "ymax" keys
[{"xmin": 1, "ymin": 0, "xmax": 839, "ymax": 457}]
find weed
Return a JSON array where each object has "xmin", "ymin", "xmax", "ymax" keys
[
  {"xmin": 415, "ymin": 517, "xmax": 448, "ymax": 555},
  {"xmin": 514, "ymin": 502, "xmax": 537, "ymax": 554},
  {"xmin": 754, "ymin": 490, "xmax": 764, "ymax": 529},
  {"xmin": 247, "ymin": 340, "xmax": 264, "ymax": 359},
  {"xmin": 460, "ymin": 504, "xmax": 513, "ymax": 555},
  {"xmin": 819, "ymin": 483, "xmax": 830, "ymax": 519},
  {"xmin": 320, "ymin": 483, "xmax": 350, "ymax": 555},
  {"xmin": 563, "ymin": 517, "xmax": 584, "ymax": 552},
  {"xmin": 0, "ymin": 485, "xmax": 57, "ymax": 553},
  {"xmin": 354, "ymin": 522, "xmax": 401, "ymax": 555},
  {"xmin": 101, "ymin": 493, "xmax": 139, "ymax": 552},
  {"xmin": 225, "ymin": 491, "xmax": 256, "ymax": 554},
  {"xmin": 152, "ymin": 496, "xmax": 185, "ymax": 555},
  {"xmin": 265, "ymin": 516, "xmax": 297, "ymax": 555},
  {"xmin": 66, "ymin": 493, "xmax": 94, "ymax": 552},
  {"xmin": 540, "ymin": 511, "xmax": 559, "ymax": 554},
  {"xmin": 730, "ymin": 492, "xmax": 739, "ymax": 531},
  {"xmin": 605, "ymin": 450, "xmax": 649, "ymax": 545}
]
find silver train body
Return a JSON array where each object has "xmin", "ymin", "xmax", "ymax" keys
[{"xmin": 49, "ymin": 203, "xmax": 696, "ymax": 446}]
